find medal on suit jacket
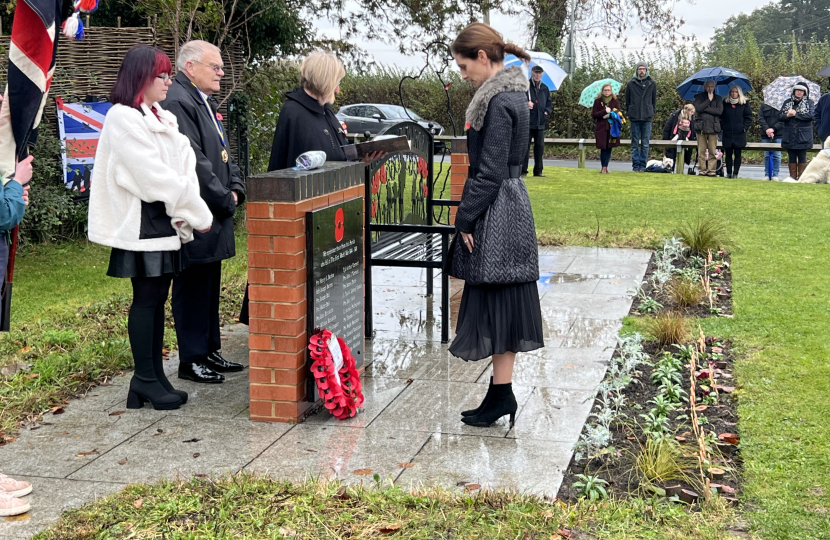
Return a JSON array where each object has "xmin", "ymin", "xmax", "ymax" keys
[{"xmin": 193, "ymin": 82, "xmax": 228, "ymax": 162}]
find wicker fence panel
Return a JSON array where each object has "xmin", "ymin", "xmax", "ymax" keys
[{"xmin": 0, "ymin": 26, "xmax": 246, "ymax": 164}]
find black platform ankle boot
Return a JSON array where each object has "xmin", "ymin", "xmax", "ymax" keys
[
  {"xmin": 126, "ymin": 305, "xmax": 182, "ymax": 411},
  {"xmin": 461, "ymin": 382, "xmax": 518, "ymax": 428},
  {"xmin": 461, "ymin": 377, "xmax": 494, "ymax": 417},
  {"xmin": 152, "ymin": 304, "xmax": 187, "ymax": 404}
]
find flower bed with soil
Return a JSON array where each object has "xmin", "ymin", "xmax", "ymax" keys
[{"xmin": 558, "ymin": 237, "xmax": 741, "ymax": 508}]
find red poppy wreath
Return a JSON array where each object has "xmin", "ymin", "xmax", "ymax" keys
[{"xmin": 308, "ymin": 329, "xmax": 364, "ymax": 420}]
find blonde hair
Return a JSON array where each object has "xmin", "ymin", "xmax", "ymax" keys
[
  {"xmin": 596, "ymin": 83, "xmax": 617, "ymax": 100},
  {"xmin": 300, "ymin": 51, "xmax": 345, "ymax": 105},
  {"xmin": 728, "ymin": 84, "xmax": 746, "ymax": 104},
  {"xmin": 682, "ymin": 103, "xmax": 695, "ymax": 118}
]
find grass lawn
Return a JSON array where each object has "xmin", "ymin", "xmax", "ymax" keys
[
  {"xmin": 6, "ymin": 168, "xmax": 830, "ymax": 538},
  {"xmin": 526, "ymin": 168, "xmax": 830, "ymax": 539}
]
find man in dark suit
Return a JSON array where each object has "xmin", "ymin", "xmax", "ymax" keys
[
  {"xmin": 162, "ymin": 40, "xmax": 246, "ymax": 384},
  {"xmin": 523, "ymin": 65, "xmax": 552, "ymax": 177}
]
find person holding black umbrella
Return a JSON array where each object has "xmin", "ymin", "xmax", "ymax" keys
[{"xmin": 693, "ymin": 80, "xmax": 724, "ymax": 177}]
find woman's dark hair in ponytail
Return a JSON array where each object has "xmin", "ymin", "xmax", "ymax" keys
[{"xmin": 451, "ymin": 22, "xmax": 531, "ymax": 63}]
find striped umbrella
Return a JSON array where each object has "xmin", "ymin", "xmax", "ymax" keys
[{"xmin": 504, "ymin": 51, "xmax": 568, "ymax": 90}]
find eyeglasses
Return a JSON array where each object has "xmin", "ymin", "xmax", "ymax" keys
[
  {"xmin": 157, "ymin": 74, "xmax": 171, "ymax": 82},
  {"xmin": 194, "ymin": 60, "xmax": 224, "ymax": 74}
]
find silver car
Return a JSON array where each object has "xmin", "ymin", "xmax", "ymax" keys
[{"xmin": 336, "ymin": 104, "xmax": 444, "ymax": 136}]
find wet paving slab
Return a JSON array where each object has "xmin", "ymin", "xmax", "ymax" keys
[{"xmin": 0, "ymin": 247, "xmax": 650, "ymax": 538}]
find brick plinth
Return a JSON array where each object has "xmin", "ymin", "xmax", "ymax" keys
[
  {"xmin": 246, "ymin": 162, "xmax": 365, "ymax": 423},
  {"xmin": 449, "ymin": 138, "xmax": 469, "ymax": 225}
]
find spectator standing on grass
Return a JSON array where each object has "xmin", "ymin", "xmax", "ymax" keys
[
  {"xmin": 758, "ymin": 101, "xmax": 784, "ymax": 181},
  {"xmin": 720, "ymin": 84, "xmax": 752, "ymax": 178},
  {"xmin": 693, "ymin": 80, "xmax": 724, "ymax": 177},
  {"xmin": 625, "ymin": 61, "xmax": 657, "ymax": 172},
  {"xmin": 591, "ymin": 83, "xmax": 621, "ymax": 174},
  {"xmin": 0, "ymin": 149, "xmax": 34, "ymax": 518},
  {"xmin": 161, "ymin": 40, "xmax": 247, "ymax": 385},
  {"xmin": 780, "ymin": 83, "xmax": 815, "ymax": 181},
  {"xmin": 522, "ymin": 65, "xmax": 552, "ymax": 177},
  {"xmin": 662, "ymin": 103, "xmax": 696, "ymax": 168},
  {"xmin": 88, "ymin": 44, "xmax": 213, "ymax": 411},
  {"xmin": 448, "ymin": 23, "xmax": 544, "ymax": 428},
  {"xmin": 814, "ymin": 87, "xmax": 830, "ymax": 145}
]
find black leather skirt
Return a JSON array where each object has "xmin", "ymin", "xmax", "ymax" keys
[{"xmin": 107, "ymin": 248, "xmax": 188, "ymax": 278}]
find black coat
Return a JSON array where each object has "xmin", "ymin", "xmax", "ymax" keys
[
  {"xmin": 161, "ymin": 72, "xmax": 245, "ymax": 265},
  {"xmin": 779, "ymin": 97, "xmax": 815, "ymax": 150},
  {"xmin": 624, "ymin": 76, "xmax": 657, "ymax": 122},
  {"xmin": 693, "ymin": 92, "xmax": 724, "ymax": 135},
  {"xmin": 267, "ymin": 88, "xmax": 348, "ymax": 171},
  {"xmin": 720, "ymin": 101, "xmax": 753, "ymax": 148},
  {"xmin": 758, "ymin": 103, "xmax": 784, "ymax": 140},
  {"xmin": 453, "ymin": 67, "xmax": 538, "ymax": 285},
  {"xmin": 528, "ymin": 80, "xmax": 552, "ymax": 129}
]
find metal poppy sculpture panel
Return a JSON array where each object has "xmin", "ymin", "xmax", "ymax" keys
[{"xmin": 366, "ymin": 121, "xmax": 433, "ymax": 233}]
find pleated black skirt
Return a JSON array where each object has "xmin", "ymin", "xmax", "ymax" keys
[
  {"xmin": 449, "ymin": 281, "xmax": 544, "ymax": 362},
  {"xmin": 106, "ymin": 248, "xmax": 188, "ymax": 278}
]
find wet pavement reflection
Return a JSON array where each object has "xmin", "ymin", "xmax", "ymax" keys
[{"xmin": 0, "ymin": 248, "xmax": 650, "ymax": 538}]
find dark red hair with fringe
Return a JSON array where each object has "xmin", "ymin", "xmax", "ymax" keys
[{"xmin": 110, "ymin": 44, "xmax": 173, "ymax": 109}]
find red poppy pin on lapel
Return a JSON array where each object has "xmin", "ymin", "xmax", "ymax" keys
[{"xmin": 216, "ymin": 112, "xmax": 223, "ymax": 121}]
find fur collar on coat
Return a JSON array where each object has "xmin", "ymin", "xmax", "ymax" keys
[{"xmin": 466, "ymin": 66, "xmax": 529, "ymax": 131}]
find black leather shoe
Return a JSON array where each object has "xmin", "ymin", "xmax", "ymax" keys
[
  {"xmin": 204, "ymin": 352, "xmax": 244, "ymax": 372},
  {"xmin": 178, "ymin": 362, "xmax": 225, "ymax": 384}
]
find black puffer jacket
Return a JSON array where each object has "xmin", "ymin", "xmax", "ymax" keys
[
  {"xmin": 161, "ymin": 73, "xmax": 246, "ymax": 265},
  {"xmin": 693, "ymin": 92, "xmax": 724, "ymax": 135},
  {"xmin": 452, "ymin": 66, "xmax": 538, "ymax": 285},
  {"xmin": 780, "ymin": 95, "xmax": 816, "ymax": 150},
  {"xmin": 758, "ymin": 103, "xmax": 784, "ymax": 140},
  {"xmin": 720, "ymin": 101, "xmax": 753, "ymax": 148},
  {"xmin": 267, "ymin": 88, "xmax": 348, "ymax": 171}
]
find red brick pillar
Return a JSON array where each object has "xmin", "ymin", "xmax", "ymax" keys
[
  {"xmin": 449, "ymin": 137, "xmax": 468, "ymax": 225},
  {"xmin": 245, "ymin": 162, "xmax": 365, "ymax": 423}
]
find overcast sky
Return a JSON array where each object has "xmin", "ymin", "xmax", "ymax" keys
[{"xmin": 314, "ymin": 0, "xmax": 774, "ymax": 68}]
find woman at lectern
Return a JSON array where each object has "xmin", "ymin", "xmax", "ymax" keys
[{"xmin": 448, "ymin": 23, "xmax": 544, "ymax": 428}]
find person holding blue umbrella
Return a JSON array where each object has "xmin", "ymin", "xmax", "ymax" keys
[
  {"xmin": 625, "ymin": 61, "xmax": 657, "ymax": 172},
  {"xmin": 522, "ymin": 65, "xmax": 552, "ymax": 177},
  {"xmin": 693, "ymin": 80, "xmax": 724, "ymax": 176}
]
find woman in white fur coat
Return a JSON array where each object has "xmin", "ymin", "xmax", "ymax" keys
[{"xmin": 88, "ymin": 45, "xmax": 213, "ymax": 411}]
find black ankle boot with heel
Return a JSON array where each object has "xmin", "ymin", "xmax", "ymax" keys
[
  {"xmin": 127, "ymin": 376, "xmax": 183, "ymax": 410},
  {"xmin": 461, "ymin": 382, "xmax": 518, "ymax": 428},
  {"xmin": 462, "ymin": 377, "xmax": 494, "ymax": 417}
]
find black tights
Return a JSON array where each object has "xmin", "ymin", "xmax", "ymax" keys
[
  {"xmin": 129, "ymin": 276, "xmax": 172, "ymax": 379},
  {"xmin": 724, "ymin": 147, "xmax": 742, "ymax": 175},
  {"xmin": 788, "ymin": 149, "xmax": 807, "ymax": 164}
]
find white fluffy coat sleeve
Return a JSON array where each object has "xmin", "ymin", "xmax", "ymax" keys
[{"xmin": 108, "ymin": 113, "xmax": 213, "ymax": 237}]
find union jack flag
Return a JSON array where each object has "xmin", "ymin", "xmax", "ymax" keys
[
  {"xmin": 0, "ymin": 0, "xmax": 62, "ymax": 182},
  {"xmin": 55, "ymin": 97, "xmax": 112, "ymax": 195}
]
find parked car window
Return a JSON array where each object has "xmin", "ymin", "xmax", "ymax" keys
[
  {"xmin": 364, "ymin": 106, "xmax": 383, "ymax": 119},
  {"xmin": 378, "ymin": 105, "xmax": 424, "ymax": 121}
]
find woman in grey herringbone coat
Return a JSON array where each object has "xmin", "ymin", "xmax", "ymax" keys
[{"xmin": 449, "ymin": 23, "xmax": 544, "ymax": 428}]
